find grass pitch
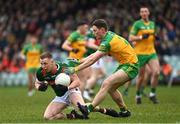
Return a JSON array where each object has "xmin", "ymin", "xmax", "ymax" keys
[{"xmin": 0, "ymin": 86, "xmax": 180, "ymax": 123}]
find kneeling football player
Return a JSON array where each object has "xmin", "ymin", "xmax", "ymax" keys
[{"xmin": 35, "ymin": 52, "xmax": 89, "ymax": 120}]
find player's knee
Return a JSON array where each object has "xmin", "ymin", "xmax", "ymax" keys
[
  {"xmin": 137, "ymin": 76, "xmax": 144, "ymax": 83},
  {"xmin": 152, "ymin": 69, "xmax": 160, "ymax": 77},
  {"xmin": 43, "ymin": 114, "xmax": 52, "ymax": 120},
  {"xmin": 43, "ymin": 112, "xmax": 54, "ymax": 120},
  {"xmin": 108, "ymin": 88, "xmax": 114, "ymax": 94},
  {"xmin": 101, "ymin": 81, "xmax": 111, "ymax": 90}
]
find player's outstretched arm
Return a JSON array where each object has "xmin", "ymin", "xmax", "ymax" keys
[{"xmin": 77, "ymin": 51, "xmax": 105, "ymax": 72}]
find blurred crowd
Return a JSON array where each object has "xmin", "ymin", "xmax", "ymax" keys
[{"xmin": 0, "ymin": 0, "xmax": 180, "ymax": 84}]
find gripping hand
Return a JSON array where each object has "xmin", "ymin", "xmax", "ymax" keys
[
  {"xmin": 64, "ymin": 67, "xmax": 76, "ymax": 75},
  {"xmin": 38, "ymin": 83, "xmax": 48, "ymax": 91},
  {"xmin": 68, "ymin": 58, "xmax": 81, "ymax": 66}
]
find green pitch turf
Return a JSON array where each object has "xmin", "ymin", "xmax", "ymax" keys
[{"xmin": 0, "ymin": 86, "xmax": 180, "ymax": 123}]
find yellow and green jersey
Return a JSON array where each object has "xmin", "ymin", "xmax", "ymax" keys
[
  {"xmin": 130, "ymin": 19, "xmax": 156, "ymax": 55},
  {"xmin": 22, "ymin": 43, "xmax": 43, "ymax": 69},
  {"xmin": 98, "ymin": 31, "xmax": 138, "ymax": 64},
  {"xmin": 67, "ymin": 31, "xmax": 86, "ymax": 59}
]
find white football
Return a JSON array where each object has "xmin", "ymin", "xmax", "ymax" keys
[{"xmin": 55, "ymin": 73, "xmax": 71, "ymax": 86}]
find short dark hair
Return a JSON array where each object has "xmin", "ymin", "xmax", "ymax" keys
[
  {"xmin": 140, "ymin": 6, "xmax": 149, "ymax": 9},
  {"xmin": 92, "ymin": 19, "xmax": 108, "ymax": 30},
  {"xmin": 40, "ymin": 52, "xmax": 52, "ymax": 59},
  {"xmin": 77, "ymin": 20, "xmax": 88, "ymax": 27}
]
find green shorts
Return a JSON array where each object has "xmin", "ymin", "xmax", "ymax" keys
[
  {"xmin": 115, "ymin": 63, "xmax": 139, "ymax": 79},
  {"xmin": 138, "ymin": 53, "xmax": 158, "ymax": 67},
  {"xmin": 27, "ymin": 68, "xmax": 38, "ymax": 73}
]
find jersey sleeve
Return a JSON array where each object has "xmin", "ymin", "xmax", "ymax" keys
[
  {"xmin": 66, "ymin": 32, "xmax": 78, "ymax": 43},
  {"xmin": 36, "ymin": 68, "xmax": 44, "ymax": 81},
  {"xmin": 39, "ymin": 44, "xmax": 43, "ymax": 54},
  {"xmin": 98, "ymin": 41, "xmax": 110, "ymax": 53},
  {"xmin": 130, "ymin": 22, "xmax": 139, "ymax": 35},
  {"xmin": 21, "ymin": 44, "xmax": 28, "ymax": 55}
]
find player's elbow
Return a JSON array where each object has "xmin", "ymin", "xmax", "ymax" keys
[{"xmin": 61, "ymin": 42, "xmax": 67, "ymax": 50}]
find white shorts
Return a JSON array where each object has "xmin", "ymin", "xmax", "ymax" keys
[
  {"xmin": 91, "ymin": 59, "xmax": 104, "ymax": 69},
  {"xmin": 52, "ymin": 87, "xmax": 81, "ymax": 105}
]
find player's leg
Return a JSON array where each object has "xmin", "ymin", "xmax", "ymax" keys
[
  {"xmin": 85, "ymin": 68, "xmax": 98, "ymax": 92},
  {"xmin": 84, "ymin": 60, "xmax": 106, "ymax": 100},
  {"xmin": 108, "ymin": 84, "xmax": 131, "ymax": 117},
  {"xmin": 92, "ymin": 70, "xmax": 129, "ymax": 106},
  {"xmin": 69, "ymin": 88, "xmax": 89, "ymax": 119},
  {"xmin": 84, "ymin": 68, "xmax": 99, "ymax": 101},
  {"xmin": 123, "ymin": 81, "xmax": 131, "ymax": 96},
  {"xmin": 83, "ymin": 66, "xmax": 94, "ymax": 101},
  {"xmin": 44, "ymin": 91, "xmax": 74, "ymax": 120},
  {"xmin": 69, "ymin": 88, "xmax": 86, "ymax": 108},
  {"xmin": 140, "ymin": 65, "xmax": 151, "ymax": 97},
  {"xmin": 77, "ymin": 70, "xmax": 131, "ymax": 117},
  {"xmin": 43, "ymin": 101, "xmax": 67, "ymax": 120},
  {"xmin": 135, "ymin": 66, "xmax": 146, "ymax": 104},
  {"xmin": 148, "ymin": 58, "xmax": 160, "ymax": 104},
  {"xmin": 77, "ymin": 64, "xmax": 138, "ymax": 117},
  {"xmin": 77, "ymin": 67, "xmax": 90, "ymax": 93},
  {"xmin": 27, "ymin": 69, "xmax": 36, "ymax": 96}
]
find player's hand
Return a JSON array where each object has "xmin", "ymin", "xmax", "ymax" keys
[
  {"xmin": 141, "ymin": 33, "xmax": 150, "ymax": 39},
  {"xmin": 38, "ymin": 83, "xmax": 48, "ymax": 91},
  {"xmin": 71, "ymin": 48, "xmax": 79, "ymax": 53},
  {"xmin": 64, "ymin": 67, "xmax": 76, "ymax": 75}
]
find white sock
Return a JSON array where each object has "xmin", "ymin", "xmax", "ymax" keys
[
  {"xmin": 136, "ymin": 95, "xmax": 141, "ymax": 99},
  {"xmin": 149, "ymin": 92, "xmax": 155, "ymax": 97}
]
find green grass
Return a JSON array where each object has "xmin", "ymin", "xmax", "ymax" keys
[{"xmin": 0, "ymin": 86, "xmax": 180, "ymax": 123}]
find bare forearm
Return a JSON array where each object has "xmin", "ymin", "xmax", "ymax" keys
[
  {"xmin": 80, "ymin": 54, "xmax": 94, "ymax": 63},
  {"xmin": 68, "ymin": 80, "xmax": 79, "ymax": 90},
  {"xmin": 77, "ymin": 55, "xmax": 97, "ymax": 71},
  {"xmin": 62, "ymin": 41, "xmax": 73, "ymax": 51}
]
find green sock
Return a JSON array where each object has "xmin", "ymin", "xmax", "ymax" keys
[
  {"xmin": 151, "ymin": 88, "xmax": 156, "ymax": 93},
  {"xmin": 88, "ymin": 104, "xmax": 94, "ymax": 112},
  {"xmin": 120, "ymin": 107, "xmax": 127, "ymax": 112},
  {"xmin": 136, "ymin": 90, "xmax": 141, "ymax": 96}
]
